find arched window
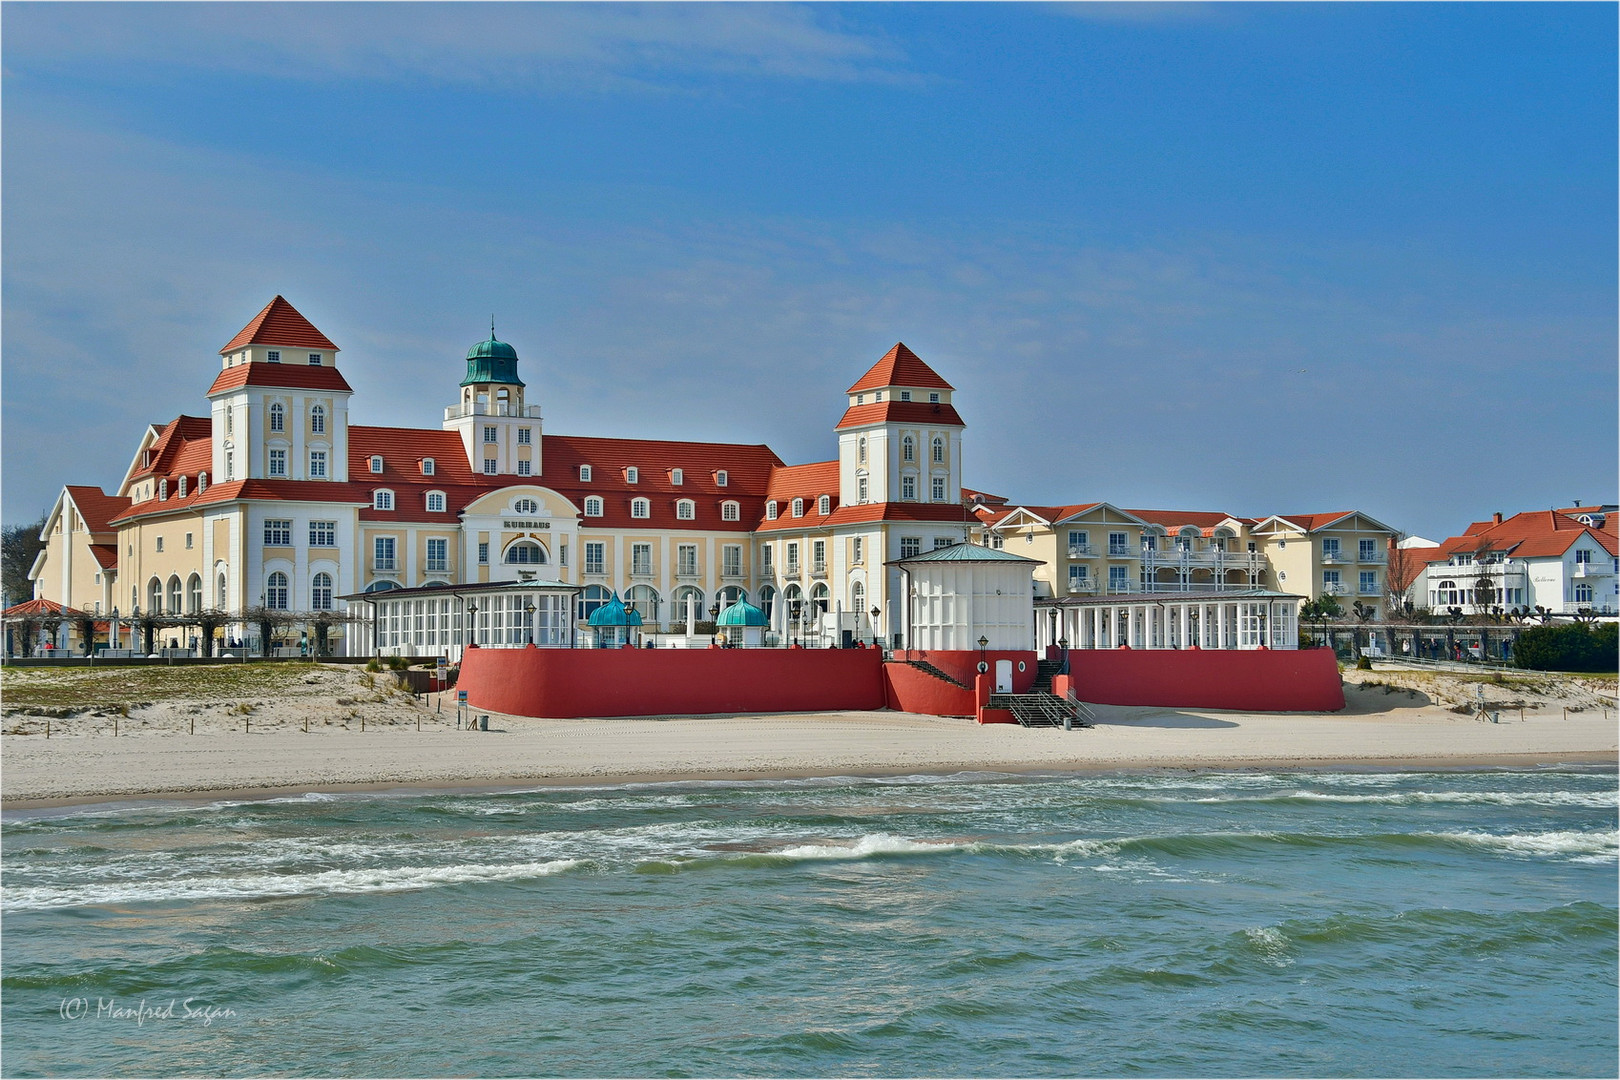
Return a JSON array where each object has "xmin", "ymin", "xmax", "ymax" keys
[
  {"xmin": 168, "ymin": 575, "xmax": 183, "ymax": 613},
  {"xmin": 363, "ymin": 579, "xmax": 400, "ymax": 593},
  {"xmin": 676, "ymin": 499, "xmax": 695, "ymax": 520},
  {"xmin": 513, "ymin": 498, "xmax": 539, "ymax": 514},
  {"xmin": 759, "ymin": 583, "xmax": 777, "ymax": 621},
  {"xmin": 311, "ymin": 572, "xmax": 333, "ymax": 610},
  {"xmin": 266, "ymin": 571, "xmax": 289, "ymax": 610},
  {"xmin": 584, "ymin": 496, "xmax": 604, "ymax": 517},
  {"xmin": 783, "ymin": 583, "xmax": 804, "ymax": 622},
  {"xmin": 426, "ymin": 492, "xmax": 446, "ymax": 513},
  {"xmin": 903, "ymin": 436, "xmax": 915, "ymax": 462},
  {"xmin": 673, "ymin": 585, "xmax": 705, "ymax": 624},
  {"xmin": 932, "ymin": 437, "xmax": 945, "ymax": 464},
  {"xmin": 578, "ymin": 584, "xmax": 611, "ymax": 620},
  {"xmin": 310, "ymin": 404, "xmax": 326, "ymax": 434},
  {"xmin": 177, "ymin": 476, "xmax": 187, "ymax": 498},
  {"xmin": 716, "ymin": 585, "xmax": 745, "ymax": 609},
  {"xmin": 148, "ymin": 577, "xmax": 163, "ymax": 613},
  {"xmin": 504, "ymin": 540, "xmax": 546, "ymax": 565},
  {"xmin": 269, "ymin": 403, "xmax": 285, "ymax": 432},
  {"xmin": 1574, "ymin": 583, "xmax": 1594, "ymax": 604},
  {"xmin": 858, "ymin": 437, "xmax": 867, "ymax": 464},
  {"xmin": 851, "ymin": 580, "xmax": 865, "ymax": 616},
  {"xmin": 818, "ymin": 495, "xmax": 831, "ymax": 516},
  {"xmin": 810, "ymin": 581, "xmax": 830, "ymax": 614},
  {"xmin": 373, "ymin": 490, "xmax": 394, "ymax": 511},
  {"xmin": 626, "ymin": 584, "xmax": 660, "ymax": 622},
  {"xmin": 765, "ymin": 500, "xmax": 778, "ymax": 520},
  {"xmin": 721, "ymin": 501, "xmax": 740, "ymax": 522},
  {"xmin": 198, "ymin": 471, "xmax": 208, "ymax": 493},
  {"xmin": 187, "ymin": 574, "xmax": 202, "ymax": 614},
  {"xmin": 631, "ymin": 498, "xmax": 650, "ymax": 519},
  {"xmin": 791, "ymin": 498, "xmax": 804, "ymax": 518},
  {"xmin": 217, "ymin": 570, "xmax": 228, "ymax": 609},
  {"xmin": 158, "ymin": 479, "xmax": 168, "ymax": 500}
]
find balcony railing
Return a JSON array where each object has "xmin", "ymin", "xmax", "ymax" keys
[
  {"xmin": 1321, "ymin": 552, "xmax": 1349, "ymax": 565},
  {"xmin": 1067, "ymin": 579, "xmax": 1098, "ymax": 593},
  {"xmin": 425, "ymin": 559, "xmax": 449, "ymax": 573},
  {"xmin": 631, "ymin": 564, "xmax": 654, "ymax": 577},
  {"xmin": 1107, "ymin": 546, "xmax": 1131, "ymax": 558},
  {"xmin": 1323, "ymin": 582, "xmax": 1350, "ymax": 595},
  {"xmin": 373, "ymin": 558, "xmax": 397, "ymax": 571},
  {"xmin": 1574, "ymin": 562, "xmax": 1615, "ymax": 578},
  {"xmin": 1358, "ymin": 585, "xmax": 1381, "ymax": 595},
  {"xmin": 443, "ymin": 403, "xmax": 543, "ymax": 421},
  {"xmin": 1141, "ymin": 550, "xmax": 1267, "ymax": 570},
  {"xmin": 722, "ymin": 566, "xmax": 744, "ymax": 578},
  {"xmin": 1067, "ymin": 544, "xmax": 1095, "ymax": 557},
  {"xmin": 1357, "ymin": 550, "xmax": 1387, "ymax": 564}
]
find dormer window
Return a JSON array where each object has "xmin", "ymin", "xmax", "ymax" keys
[
  {"xmin": 426, "ymin": 491, "xmax": 446, "ymax": 513},
  {"xmin": 177, "ymin": 476, "xmax": 187, "ymax": 497},
  {"xmin": 900, "ymin": 390, "xmax": 912, "ymax": 401},
  {"xmin": 929, "ymin": 392, "xmax": 940, "ymax": 403},
  {"xmin": 818, "ymin": 495, "xmax": 831, "ymax": 515},
  {"xmin": 370, "ymin": 456, "xmax": 384, "ymax": 474},
  {"xmin": 626, "ymin": 467, "xmax": 639, "ymax": 484},
  {"xmin": 308, "ymin": 353, "xmax": 321, "ymax": 365},
  {"xmin": 671, "ymin": 468, "xmax": 684, "ymax": 486},
  {"xmin": 715, "ymin": 470, "xmax": 728, "ymax": 487},
  {"xmin": 721, "ymin": 501, "xmax": 740, "ymax": 522},
  {"xmin": 792, "ymin": 498, "xmax": 804, "ymax": 518},
  {"xmin": 631, "ymin": 497, "xmax": 650, "ymax": 519},
  {"xmin": 856, "ymin": 394, "xmax": 864, "ymax": 405},
  {"xmin": 579, "ymin": 465, "xmax": 593, "ymax": 482},
  {"xmin": 676, "ymin": 499, "xmax": 695, "ymax": 520},
  {"xmin": 198, "ymin": 472, "xmax": 207, "ymax": 493},
  {"xmin": 421, "ymin": 458, "xmax": 435, "ymax": 476},
  {"xmin": 267, "ymin": 350, "xmax": 281, "ymax": 363},
  {"xmin": 584, "ymin": 496, "xmax": 603, "ymax": 517},
  {"xmin": 158, "ymin": 479, "xmax": 168, "ymax": 500},
  {"xmin": 766, "ymin": 500, "xmax": 779, "ymax": 520},
  {"xmin": 373, "ymin": 489, "xmax": 395, "ymax": 511}
]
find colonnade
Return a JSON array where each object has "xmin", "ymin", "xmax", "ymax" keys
[{"xmin": 1036, "ymin": 597, "xmax": 1299, "ymax": 651}]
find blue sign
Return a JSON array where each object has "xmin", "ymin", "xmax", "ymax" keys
[{"xmin": 456, "ymin": 690, "xmax": 468, "ymax": 704}]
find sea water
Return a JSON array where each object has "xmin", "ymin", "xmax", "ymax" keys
[{"xmin": 3, "ymin": 768, "xmax": 1615, "ymax": 1078}]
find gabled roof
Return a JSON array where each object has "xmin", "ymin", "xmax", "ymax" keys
[
  {"xmin": 764, "ymin": 461, "xmax": 839, "ymax": 501},
  {"xmin": 846, "ymin": 343, "xmax": 954, "ymax": 394},
  {"xmin": 834, "ymin": 399, "xmax": 965, "ymax": 431},
  {"xmin": 129, "ymin": 416, "xmax": 212, "ymax": 480},
  {"xmin": 1429, "ymin": 510, "xmax": 1619, "ymax": 563},
  {"xmin": 219, "ymin": 296, "xmax": 338, "ymax": 354},
  {"xmin": 62, "ymin": 486, "xmax": 128, "ymax": 534},
  {"xmin": 206, "ymin": 362, "xmax": 353, "ymax": 397},
  {"xmin": 89, "ymin": 544, "xmax": 119, "ymax": 570},
  {"xmin": 1124, "ymin": 509, "xmax": 1247, "ymax": 536}
]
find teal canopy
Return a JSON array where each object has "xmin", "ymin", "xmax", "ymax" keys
[
  {"xmin": 716, "ymin": 599, "xmax": 768, "ymax": 627},
  {"xmin": 587, "ymin": 591, "xmax": 643, "ymax": 627}
]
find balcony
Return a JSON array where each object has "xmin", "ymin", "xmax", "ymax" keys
[
  {"xmin": 1142, "ymin": 549, "xmax": 1267, "ymax": 571},
  {"xmin": 1574, "ymin": 562, "xmax": 1615, "ymax": 578},
  {"xmin": 1067, "ymin": 543, "xmax": 1095, "ymax": 558},
  {"xmin": 425, "ymin": 559, "xmax": 449, "ymax": 573},
  {"xmin": 786, "ymin": 564, "xmax": 801, "ymax": 578},
  {"xmin": 722, "ymin": 566, "xmax": 744, "ymax": 579},
  {"xmin": 1320, "ymin": 551, "xmax": 1349, "ymax": 565},
  {"xmin": 443, "ymin": 403, "xmax": 543, "ymax": 421},
  {"xmin": 373, "ymin": 558, "xmax": 397, "ymax": 572},
  {"xmin": 1322, "ymin": 582, "xmax": 1350, "ymax": 595},
  {"xmin": 1107, "ymin": 546, "xmax": 1131, "ymax": 558},
  {"xmin": 676, "ymin": 567, "xmax": 700, "ymax": 580},
  {"xmin": 811, "ymin": 564, "xmax": 828, "ymax": 578},
  {"xmin": 630, "ymin": 565, "xmax": 654, "ymax": 578},
  {"xmin": 1358, "ymin": 585, "xmax": 1381, "ymax": 595},
  {"xmin": 1357, "ymin": 550, "xmax": 1387, "ymax": 564},
  {"xmin": 1066, "ymin": 579, "xmax": 1098, "ymax": 594}
]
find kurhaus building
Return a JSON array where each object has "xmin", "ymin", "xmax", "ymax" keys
[{"xmin": 29, "ymin": 297, "xmax": 988, "ymax": 654}]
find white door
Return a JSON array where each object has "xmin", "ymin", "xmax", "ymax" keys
[{"xmin": 995, "ymin": 659, "xmax": 1013, "ymax": 693}]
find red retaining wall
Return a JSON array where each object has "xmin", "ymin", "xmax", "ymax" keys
[
  {"xmin": 891, "ymin": 650, "xmax": 1039, "ymax": 693},
  {"xmin": 882, "ymin": 661, "xmax": 976, "ymax": 717},
  {"xmin": 1069, "ymin": 647, "xmax": 1345, "ymax": 712},
  {"xmin": 459, "ymin": 645, "xmax": 886, "ymax": 718}
]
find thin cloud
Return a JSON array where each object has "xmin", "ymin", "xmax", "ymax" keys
[{"xmin": 2, "ymin": 3, "xmax": 915, "ymax": 90}]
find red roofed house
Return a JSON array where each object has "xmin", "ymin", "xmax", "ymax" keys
[
  {"xmin": 1415, "ymin": 507, "xmax": 1618, "ymax": 617},
  {"xmin": 30, "ymin": 300, "xmax": 992, "ymax": 655}
]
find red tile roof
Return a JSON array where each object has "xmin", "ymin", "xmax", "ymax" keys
[
  {"xmin": 89, "ymin": 544, "xmax": 119, "ymax": 570},
  {"xmin": 757, "ymin": 462, "xmax": 841, "ymax": 531},
  {"xmin": 3, "ymin": 597, "xmax": 91, "ymax": 618},
  {"xmin": 350, "ymin": 427, "xmax": 479, "ymax": 485},
  {"xmin": 108, "ymin": 480, "xmax": 372, "ymax": 524},
  {"xmin": 539, "ymin": 435, "xmax": 782, "ymax": 532},
  {"xmin": 834, "ymin": 399, "xmax": 965, "ymax": 431},
  {"xmin": 1430, "ymin": 510, "xmax": 1619, "ymax": 563},
  {"xmin": 65, "ymin": 486, "xmax": 130, "ymax": 534},
  {"xmin": 206, "ymin": 362, "xmax": 353, "ymax": 397},
  {"xmin": 1270, "ymin": 512, "xmax": 1356, "ymax": 532},
  {"xmin": 1125, "ymin": 509, "xmax": 1245, "ymax": 536},
  {"xmin": 219, "ymin": 296, "xmax": 338, "ymax": 354},
  {"xmin": 846, "ymin": 343, "xmax": 954, "ymax": 394}
]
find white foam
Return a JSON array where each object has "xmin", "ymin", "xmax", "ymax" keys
[
  {"xmin": 1429, "ymin": 829, "xmax": 1618, "ymax": 862},
  {"xmin": 770, "ymin": 833, "xmax": 960, "ymax": 861},
  {"xmin": 5, "ymin": 857, "xmax": 582, "ymax": 909}
]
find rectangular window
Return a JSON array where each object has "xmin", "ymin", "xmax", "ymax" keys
[
  {"xmin": 901, "ymin": 476, "xmax": 916, "ymax": 500},
  {"xmin": 1068, "ymin": 530, "xmax": 1090, "ymax": 553},
  {"xmin": 308, "ymin": 353, "xmax": 321, "ymax": 365},
  {"xmin": 585, "ymin": 542, "xmax": 605, "ymax": 575},
  {"xmin": 1359, "ymin": 570, "xmax": 1378, "ymax": 594},
  {"xmin": 309, "ymin": 451, "xmax": 328, "ymax": 479},
  {"xmin": 632, "ymin": 543, "xmax": 653, "ymax": 576},
  {"xmin": 626, "ymin": 467, "xmax": 639, "ymax": 484},
  {"xmin": 852, "ymin": 537, "xmax": 863, "ymax": 564},
  {"xmin": 560, "ymin": 543, "xmax": 567, "ymax": 567},
  {"xmin": 185, "ymin": 532, "xmax": 193, "ymax": 550},
  {"xmin": 1575, "ymin": 549, "xmax": 1593, "ymax": 564},
  {"xmin": 370, "ymin": 456, "xmax": 384, "ymax": 473},
  {"xmin": 483, "ymin": 426, "xmax": 498, "ymax": 443},
  {"xmin": 517, "ymin": 428, "xmax": 532, "ymax": 445},
  {"xmin": 900, "ymin": 536, "xmax": 921, "ymax": 558},
  {"xmin": 715, "ymin": 471, "xmax": 728, "ymax": 487},
  {"xmin": 813, "ymin": 540, "xmax": 827, "ymax": 573},
  {"xmin": 1108, "ymin": 565, "xmax": 1128, "ymax": 590},
  {"xmin": 858, "ymin": 477, "xmax": 868, "ymax": 502},
  {"xmin": 1069, "ymin": 564, "xmax": 1089, "ymax": 585},
  {"xmin": 1108, "ymin": 532, "xmax": 1128, "ymax": 556},
  {"xmin": 264, "ymin": 519, "xmax": 292, "ymax": 546},
  {"xmin": 933, "ymin": 537, "xmax": 954, "ymax": 550},
  {"xmin": 900, "ymin": 390, "xmax": 912, "ymax": 401},
  {"xmin": 267, "ymin": 350, "xmax": 280, "ymax": 363},
  {"xmin": 155, "ymin": 536, "xmax": 164, "ymax": 553},
  {"xmin": 426, "ymin": 538, "xmax": 448, "ymax": 572},
  {"xmin": 225, "ymin": 452, "xmax": 234, "ymax": 481},
  {"xmin": 929, "ymin": 392, "xmax": 940, "ymax": 403},
  {"xmin": 517, "ymin": 460, "xmax": 532, "ymax": 476},
  {"xmin": 670, "ymin": 468, "xmax": 683, "ymax": 485},
  {"xmin": 787, "ymin": 542, "xmax": 800, "ymax": 575},
  {"xmin": 1322, "ymin": 538, "xmax": 1342, "ymax": 559},
  {"xmin": 374, "ymin": 537, "xmax": 396, "ymax": 570},
  {"xmin": 1323, "ymin": 570, "xmax": 1343, "ymax": 593},
  {"xmin": 579, "ymin": 465, "xmax": 592, "ymax": 482},
  {"xmin": 723, "ymin": 545, "xmax": 742, "ymax": 577},
  {"xmin": 478, "ymin": 542, "xmax": 489, "ymax": 564},
  {"xmin": 484, "ymin": 459, "xmax": 498, "ymax": 475},
  {"xmin": 931, "ymin": 476, "xmax": 946, "ymax": 501},
  {"xmin": 309, "ymin": 521, "xmax": 336, "ymax": 547},
  {"xmin": 762, "ymin": 544, "xmax": 775, "ymax": 573},
  {"xmin": 1359, "ymin": 538, "xmax": 1378, "ymax": 561},
  {"xmin": 268, "ymin": 449, "xmax": 287, "ymax": 477},
  {"xmin": 678, "ymin": 544, "xmax": 698, "ymax": 576}
]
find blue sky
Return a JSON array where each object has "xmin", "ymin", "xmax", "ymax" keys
[{"xmin": 3, "ymin": 2, "xmax": 1614, "ymax": 540}]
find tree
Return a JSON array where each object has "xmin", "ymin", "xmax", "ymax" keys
[
  {"xmin": 1384, "ymin": 534, "xmax": 1424, "ymax": 621},
  {"xmin": 1, "ymin": 513, "xmax": 48, "ymax": 605},
  {"xmin": 1350, "ymin": 600, "xmax": 1377, "ymax": 659},
  {"xmin": 1513, "ymin": 622, "xmax": 1619, "ymax": 672},
  {"xmin": 1300, "ymin": 595, "xmax": 1342, "ymax": 649}
]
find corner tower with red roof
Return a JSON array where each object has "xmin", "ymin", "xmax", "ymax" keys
[{"xmin": 836, "ymin": 343, "xmax": 964, "ymax": 509}]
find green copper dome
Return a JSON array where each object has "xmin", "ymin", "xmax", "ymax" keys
[
  {"xmin": 587, "ymin": 591, "xmax": 643, "ymax": 628},
  {"xmin": 461, "ymin": 332, "xmax": 525, "ymax": 388},
  {"xmin": 716, "ymin": 599, "xmax": 769, "ymax": 627}
]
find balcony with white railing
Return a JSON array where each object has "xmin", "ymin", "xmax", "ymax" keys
[
  {"xmin": 1573, "ymin": 561, "xmax": 1615, "ymax": 578},
  {"xmin": 1358, "ymin": 585, "xmax": 1381, "ymax": 595},
  {"xmin": 444, "ymin": 403, "xmax": 543, "ymax": 421},
  {"xmin": 1141, "ymin": 549, "xmax": 1267, "ymax": 571},
  {"xmin": 1067, "ymin": 579, "xmax": 1099, "ymax": 594},
  {"xmin": 1107, "ymin": 545, "xmax": 1132, "ymax": 558},
  {"xmin": 1320, "ymin": 551, "xmax": 1349, "ymax": 565},
  {"xmin": 1322, "ymin": 582, "xmax": 1350, "ymax": 595},
  {"xmin": 373, "ymin": 558, "xmax": 397, "ymax": 572},
  {"xmin": 1357, "ymin": 550, "xmax": 1387, "ymax": 564},
  {"xmin": 425, "ymin": 559, "xmax": 450, "ymax": 573},
  {"xmin": 1067, "ymin": 543, "xmax": 1096, "ymax": 558}
]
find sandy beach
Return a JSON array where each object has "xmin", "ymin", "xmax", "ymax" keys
[{"xmin": 2, "ymin": 663, "xmax": 1614, "ymax": 807}]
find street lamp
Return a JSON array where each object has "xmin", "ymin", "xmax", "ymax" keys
[
  {"xmin": 870, "ymin": 605, "xmax": 881, "ymax": 648},
  {"xmin": 978, "ymin": 635, "xmax": 989, "ymax": 675},
  {"xmin": 525, "ymin": 599, "xmax": 536, "ymax": 645},
  {"xmin": 466, "ymin": 602, "xmax": 478, "ymax": 647}
]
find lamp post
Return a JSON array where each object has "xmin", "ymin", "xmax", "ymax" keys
[
  {"xmin": 788, "ymin": 598, "xmax": 802, "ymax": 647},
  {"xmin": 466, "ymin": 602, "xmax": 478, "ymax": 648},
  {"xmin": 978, "ymin": 634, "xmax": 989, "ymax": 676},
  {"xmin": 870, "ymin": 605, "xmax": 881, "ymax": 648},
  {"xmin": 525, "ymin": 599, "xmax": 536, "ymax": 645}
]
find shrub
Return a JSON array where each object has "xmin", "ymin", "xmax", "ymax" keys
[
  {"xmin": 1356, "ymin": 656, "xmax": 1373, "ymax": 670},
  {"xmin": 1512, "ymin": 622, "xmax": 1619, "ymax": 672},
  {"xmin": 365, "ymin": 658, "xmax": 383, "ymax": 673},
  {"xmin": 388, "ymin": 656, "xmax": 409, "ymax": 671}
]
